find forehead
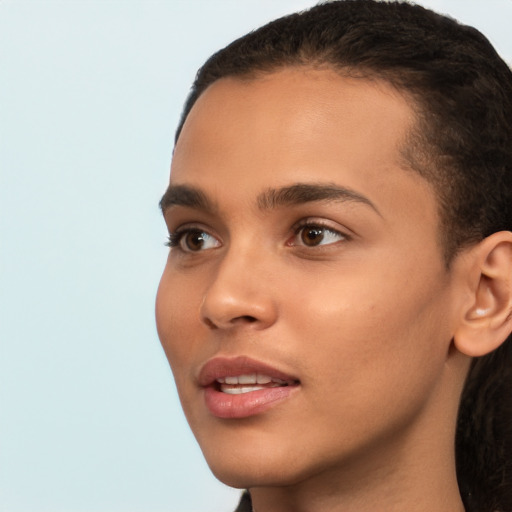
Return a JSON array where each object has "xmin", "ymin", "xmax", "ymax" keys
[
  {"xmin": 169, "ymin": 67, "xmax": 438, "ymax": 239},
  {"xmin": 172, "ymin": 67, "xmax": 416, "ymax": 181}
]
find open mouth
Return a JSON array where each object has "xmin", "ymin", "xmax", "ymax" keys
[
  {"xmin": 199, "ymin": 356, "xmax": 301, "ymax": 417},
  {"xmin": 215, "ymin": 373, "xmax": 299, "ymax": 395}
]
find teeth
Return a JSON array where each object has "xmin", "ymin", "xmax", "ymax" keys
[
  {"xmin": 256, "ymin": 374, "xmax": 272, "ymax": 384},
  {"xmin": 238, "ymin": 374, "xmax": 257, "ymax": 384},
  {"xmin": 221, "ymin": 385, "xmax": 266, "ymax": 395},
  {"xmin": 216, "ymin": 373, "xmax": 285, "ymax": 386}
]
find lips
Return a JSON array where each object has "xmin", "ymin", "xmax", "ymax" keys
[{"xmin": 199, "ymin": 356, "xmax": 300, "ymax": 419}]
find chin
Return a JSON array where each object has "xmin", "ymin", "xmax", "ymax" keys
[
  {"xmin": 198, "ymin": 434, "xmax": 319, "ymax": 489},
  {"xmin": 207, "ymin": 458, "xmax": 305, "ymax": 489}
]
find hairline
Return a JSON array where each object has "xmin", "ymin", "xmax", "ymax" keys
[{"xmin": 175, "ymin": 63, "xmax": 460, "ymax": 266}]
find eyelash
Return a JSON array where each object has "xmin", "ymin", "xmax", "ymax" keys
[
  {"xmin": 165, "ymin": 228, "xmax": 219, "ymax": 251},
  {"xmin": 290, "ymin": 219, "xmax": 349, "ymax": 247},
  {"xmin": 165, "ymin": 219, "xmax": 349, "ymax": 252},
  {"xmin": 165, "ymin": 231, "xmax": 185, "ymax": 248}
]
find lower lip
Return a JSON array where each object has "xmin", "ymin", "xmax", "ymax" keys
[{"xmin": 204, "ymin": 385, "xmax": 296, "ymax": 419}]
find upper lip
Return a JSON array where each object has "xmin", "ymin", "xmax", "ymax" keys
[{"xmin": 198, "ymin": 356, "xmax": 299, "ymax": 387}]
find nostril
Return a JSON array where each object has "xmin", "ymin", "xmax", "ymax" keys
[
  {"xmin": 233, "ymin": 315, "xmax": 258, "ymax": 324},
  {"xmin": 204, "ymin": 318, "xmax": 218, "ymax": 330},
  {"xmin": 203, "ymin": 314, "xmax": 260, "ymax": 330}
]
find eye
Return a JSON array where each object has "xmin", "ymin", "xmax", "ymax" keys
[
  {"xmin": 167, "ymin": 228, "xmax": 221, "ymax": 253},
  {"xmin": 290, "ymin": 222, "xmax": 347, "ymax": 247}
]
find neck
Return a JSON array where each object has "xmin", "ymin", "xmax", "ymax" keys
[
  {"xmin": 249, "ymin": 440, "xmax": 465, "ymax": 512},
  {"xmin": 250, "ymin": 466, "xmax": 464, "ymax": 512}
]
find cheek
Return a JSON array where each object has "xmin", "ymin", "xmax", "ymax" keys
[
  {"xmin": 285, "ymin": 258, "xmax": 452, "ymax": 387},
  {"xmin": 155, "ymin": 269, "xmax": 211, "ymax": 431},
  {"xmin": 155, "ymin": 268, "xmax": 202, "ymax": 374},
  {"xmin": 280, "ymin": 274, "xmax": 453, "ymax": 455}
]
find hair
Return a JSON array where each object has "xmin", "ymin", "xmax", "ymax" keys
[{"xmin": 173, "ymin": 2, "xmax": 512, "ymax": 510}]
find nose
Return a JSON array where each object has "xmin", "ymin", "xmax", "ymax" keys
[{"xmin": 200, "ymin": 247, "xmax": 278, "ymax": 331}]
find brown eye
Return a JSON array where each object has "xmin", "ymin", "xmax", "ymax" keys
[
  {"xmin": 300, "ymin": 227, "xmax": 326, "ymax": 246},
  {"xmin": 167, "ymin": 228, "xmax": 221, "ymax": 252},
  {"xmin": 183, "ymin": 230, "xmax": 208, "ymax": 251},
  {"xmin": 292, "ymin": 224, "xmax": 346, "ymax": 248}
]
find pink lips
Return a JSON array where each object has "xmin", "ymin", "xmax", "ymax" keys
[{"xmin": 199, "ymin": 356, "xmax": 300, "ymax": 419}]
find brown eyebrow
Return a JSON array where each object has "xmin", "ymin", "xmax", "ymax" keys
[
  {"xmin": 159, "ymin": 184, "xmax": 217, "ymax": 214},
  {"xmin": 159, "ymin": 182, "xmax": 380, "ymax": 216},
  {"xmin": 257, "ymin": 183, "xmax": 381, "ymax": 215}
]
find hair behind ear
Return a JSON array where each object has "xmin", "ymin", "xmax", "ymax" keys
[
  {"xmin": 453, "ymin": 232, "xmax": 512, "ymax": 511},
  {"xmin": 456, "ymin": 337, "xmax": 512, "ymax": 512}
]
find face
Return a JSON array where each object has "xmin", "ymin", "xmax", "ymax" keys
[{"xmin": 156, "ymin": 68, "xmax": 463, "ymax": 489}]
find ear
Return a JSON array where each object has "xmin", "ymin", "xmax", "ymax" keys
[{"xmin": 453, "ymin": 231, "xmax": 512, "ymax": 357}]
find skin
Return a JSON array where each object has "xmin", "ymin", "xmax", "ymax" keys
[{"xmin": 156, "ymin": 68, "xmax": 473, "ymax": 512}]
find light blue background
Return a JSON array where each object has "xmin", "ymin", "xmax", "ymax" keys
[{"xmin": 1, "ymin": 1, "xmax": 511, "ymax": 511}]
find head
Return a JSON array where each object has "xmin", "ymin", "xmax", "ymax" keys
[{"xmin": 157, "ymin": 1, "xmax": 512, "ymax": 510}]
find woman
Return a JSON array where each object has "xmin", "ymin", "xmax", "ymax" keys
[{"xmin": 156, "ymin": 1, "xmax": 512, "ymax": 511}]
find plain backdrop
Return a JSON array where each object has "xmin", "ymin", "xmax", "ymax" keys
[{"xmin": 1, "ymin": 1, "xmax": 511, "ymax": 511}]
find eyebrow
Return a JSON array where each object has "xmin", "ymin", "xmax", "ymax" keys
[
  {"xmin": 257, "ymin": 183, "xmax": 381, "ymax": 215},
  {"xmin": 159, "ymin": 184, "xmax": 216, "ymax": 214},
  {"xmin": 159, "ymin": 182, "xmax": 380, "ymax": 216}
]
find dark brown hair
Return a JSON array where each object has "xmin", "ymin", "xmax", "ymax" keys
[{"xmin": 174, "ymin": 2, "xmax": 512, "ymax": 509}]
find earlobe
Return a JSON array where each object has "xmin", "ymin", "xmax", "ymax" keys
[{"xmin": 454, "ymin": 231, "xmax": 512, "ymax": 358}]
